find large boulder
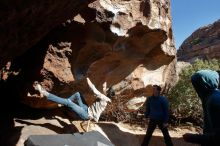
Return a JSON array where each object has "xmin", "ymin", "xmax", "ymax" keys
[
  {"xmin": 0, "ymin": 0, "xmax": 177, "ymax": 114},
  {"xmin": 0, "ymin": 0, "xmax": 91, "ymax": 66}
]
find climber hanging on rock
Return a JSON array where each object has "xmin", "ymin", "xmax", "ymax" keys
[{"xmin": 34, "ymin": 77, "xmax": 115, "ymax": 123}]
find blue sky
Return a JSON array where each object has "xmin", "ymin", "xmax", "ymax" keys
[{"xmin": 171, "ymin": 0, "xmax": 220, "ymax": 49}]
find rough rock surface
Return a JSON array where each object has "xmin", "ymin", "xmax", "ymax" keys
[
  {"xmin": 178, "ymin": 19, "xmax": 220, "ymax": 62},
  {"xmin": 0, "ymin": 0, "xmax": 91, "ymax": 66},
  {"xmin": 0, "ymin": 0, "xmax": 176, "ymax": 113}
]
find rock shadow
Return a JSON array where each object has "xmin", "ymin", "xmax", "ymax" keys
[
  {"xmin": 0, "ymin": 102, "xmax": 80, "ymax": 146},
  {"xmin": 97, "ymin": 122, "xmax": 199, "ymax": 146},
  {"xmin": 15, "ymin": 118, "xmax": 79, "ymax": 134},
  {"xmin": 0, "ymin": 126, "xmax": 23, "ymax": 146}
]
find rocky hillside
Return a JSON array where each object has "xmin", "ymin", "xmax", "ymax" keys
[
  {"xmin": 178, "ymin": 19, "xmax": 220, "ymax": 62},
  {"xmin": 0, "ymin": 0, "xmax": 176, "ymax": 114}
]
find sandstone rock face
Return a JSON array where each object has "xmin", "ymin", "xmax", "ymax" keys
[
  {"xmin": 178, "ymin": 19, "xmax": 220, "ymax": 62},
  {"xmin": 0, "ymin": 0, "xmax": 176, "ymax": 112},
  {"xmin": 0, "ymin": 0, "xmax": 90, "ymax": 66}
]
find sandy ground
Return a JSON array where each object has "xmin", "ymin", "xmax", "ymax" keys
[
  {"xmin": 0, "ymin": 106, "xmax": 200, "ymax": 146},
  {"xmin": 2, "ymin": 117, "xmax": 200, "ymax": 146}
]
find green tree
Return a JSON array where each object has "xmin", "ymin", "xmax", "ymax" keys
[{"xmin": 167, "ymin": 59, "xmax": 220, "ymax": 125}]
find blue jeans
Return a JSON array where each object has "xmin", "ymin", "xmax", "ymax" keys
[{"xmin": 47, "ymin": 92, "xmax": 89, "ymax": 120}]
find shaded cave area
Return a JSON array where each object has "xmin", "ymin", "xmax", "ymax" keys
[{"xmin": 0, "ymin": 1, "xmax": 176, "ymax": 145}]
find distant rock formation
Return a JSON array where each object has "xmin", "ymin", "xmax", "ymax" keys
[
  {"xmin": 178, "ymin": 19, "xmax": 220, "ymax": 62},
  {"xmin": 0, "ymin": 0, "xmax": 177, "ymax": 113}
]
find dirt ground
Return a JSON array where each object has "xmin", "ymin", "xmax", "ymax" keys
[
  {"xmin": 0, "ymin": 105, "xmax": 200, "ymax": 146},
  {"xmin": 3, "ymin": 118, "xmax": 200, "ymax": 146}
]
